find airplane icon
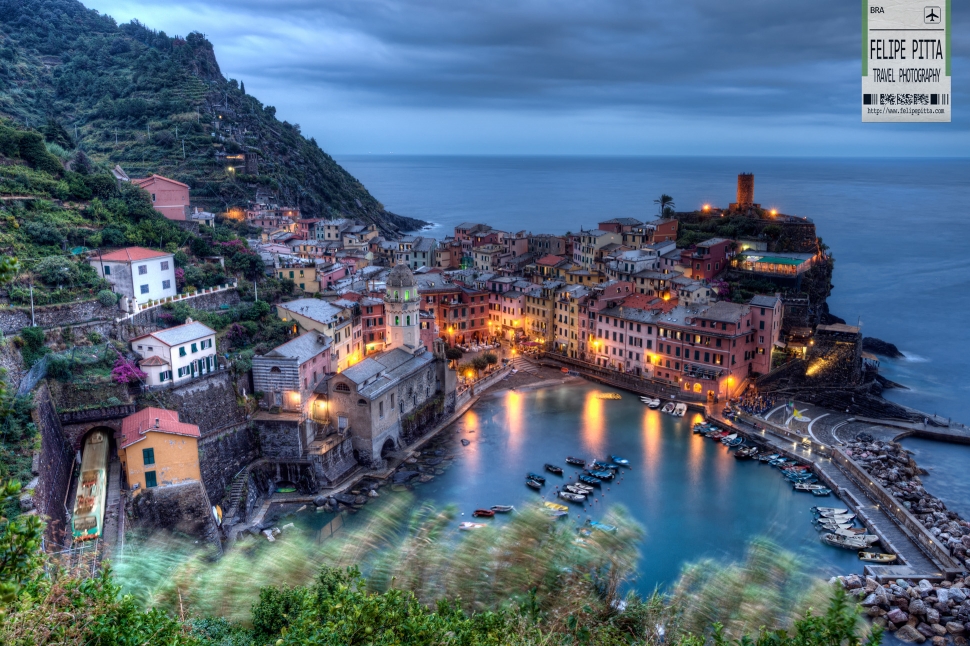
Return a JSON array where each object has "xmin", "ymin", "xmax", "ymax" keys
[{"xmin": 924, "ymin": 6, "xmax": 941, "ymax": 23}]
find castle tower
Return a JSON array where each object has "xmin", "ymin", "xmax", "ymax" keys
[
  {"xmin": 384, "ymin": 263, "xmax": 422, "ymax": 353},
  {"xmin": 736, "ymin": 173, "xmax": 754, "ymax": 209}
]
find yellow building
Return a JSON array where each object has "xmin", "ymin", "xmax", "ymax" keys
[
  {"xmin": 119, "ymin": 407, "xmax": 201, "ymax": 495},
  {"xmin": 278, "ymin": 264, "xmax": 320, "ymax": 293}
]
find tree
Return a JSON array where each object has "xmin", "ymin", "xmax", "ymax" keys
[
  {"xmin": 111, "ymin": 353, "xmax": 146, "ymax": 384},
  {"xmin": 471, "ymin": 356, "xmax": 488, "ymax": 372},
  {"xmin": 484, "ymin": 352, "xmax": 498, "ymax": 365},
  {"xmin": 654, "ymin": 194, "xmax": 675, "ymax": 216},
  {"xmin": 445, "ymin": 347, "xmax": 463, "ymax": 361}
]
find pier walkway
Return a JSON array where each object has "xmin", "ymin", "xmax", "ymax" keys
[{"xmin": 707, "ymin": 407, "xmax": 949, "ymax": 580}]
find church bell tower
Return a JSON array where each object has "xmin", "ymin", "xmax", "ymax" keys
[{"xmin": 384, "ymin": 263, "xmax": 422, "ymax": 353}]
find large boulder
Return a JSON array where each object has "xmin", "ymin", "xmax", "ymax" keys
[
  {"xmin": 927, "ymin": 609, "xmax": 942, "ymax": 624},
  {"xmin": 392, "ymin": 470, "xmax": 419, "ymax": 484},
  {"xmin": 896, "ymin": 625, "xmax": 927, "ymax": 643},
  {"xmin": 947, "ymin": 622, "xmax": 967, "ymax": 635},
  {"xmin": 920, "ymin": 580, "xmax": 935, "ymax": 592},
  {"xmin": 916, "ymin": 623, "xmax": 937, "ymax": 638},
  {"xmin": 888, "ymin": 609, "xmax": 911, "ymax": 625},
  {"xmin": 910, "ymin": 599, "xmax": 927, "ymax": 616}
]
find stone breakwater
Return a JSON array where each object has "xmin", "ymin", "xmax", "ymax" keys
[
  {"xmin": 840, "ymin": 574, "xmax": 969, "ymax": 644},
  {"xmin": 845, "ymin": 438, "xmax": 970, "ymax": 570}
]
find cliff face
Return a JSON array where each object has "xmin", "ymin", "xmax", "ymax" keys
[{"xmin": 0, "ymin": 0, "xmax": 425, "ymax": 233}]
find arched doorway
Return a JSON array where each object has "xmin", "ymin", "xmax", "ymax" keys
[{"xmin": 380, "ymin": 438, "xmax": 396, "ymax": 459}]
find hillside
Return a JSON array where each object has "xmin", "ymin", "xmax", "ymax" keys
[{"xmin": 0, "ymin": 0, "xmax": 425, "ymax": 233}]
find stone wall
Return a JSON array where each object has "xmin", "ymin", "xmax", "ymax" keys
[
  {"xmin": 255, "ymin": 416, "xmax": 304, "ymax": 459},
  {"xmin": 129, "ymin": 480, "xmax": 219, "ymax": 542},
  {"xmin": 309, "ymin": 436, "xmax": 357, "ymax": 486},
  {"xmin": 139, "ymin": 371, "xmax": 246, "ymax": 436},
  {"xmin": 116, "ymin": 288, "xmax": 242, "ymax": 341},
  {"xmin": 31, "ymin": 384, "xmax": 75, "ymax": 546},
  {"xmin": 251, "ymin": 460, "xmax": 318, "ymax": 494},
  {"xmin": 198, "ymin": 423, "xmax": 260, "ymax": 507},
  {"xmin": 0, "ymin": 300, "xmax": 117, "ymax": 335}
]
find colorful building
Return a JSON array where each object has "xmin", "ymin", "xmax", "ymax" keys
[{"xmin": 119, "ymin": 407, "xmax": 201, "ymax": 495}]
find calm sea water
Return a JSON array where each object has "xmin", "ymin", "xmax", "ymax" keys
[
  {"xmin": 337, "ymin": 155, "xmax": 970, "ymax": 424},
  {"xmin": 374, "ymin": 382, "xmax": 860, "ymax": 591}
]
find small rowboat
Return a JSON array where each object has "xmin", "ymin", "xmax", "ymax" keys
[
  {"xmin": 757, "ymin": 453, "xmax": 780, "ymax": 462},
  {"xmin": 459, "ymin": 522, "xmax": 486, "ymax": 530},
  {"xmin": 673, "ymin": 403, "xmax": 687, "ymax": 417},
  {"xmin": 822, "ymin": 532, "xmax": 869, "ymax": 550},
  {"xmin": 610, "ymin": 455, "xmax": 630, "ymax": 467},
  {"xmin": 586, "ymin": 519, "xmax": 618, "ymax": 534},
  {"xmin": 527, "ymin": 473, "xmax": 546, "ymax": 485},
  {"xmin": 816, "ymin": 509, "xmax": 854, "ymax": 519},
  {"xmin": 794, "ymin": 483, "xmax": 828, "ymax": 492},
  {"xmin": 661, "ymin": 403, "xmax": 675, "ymax": 414},
  {"xmin": 525, "ymin": 479, "xmax": 543, "ymax": 490},
  {"xmin": 565, "ymin": 484, "xmax": 589, "ymax": 495},
  {"xmin": 587, "ymin": 470, "xmax": 615, "ymax": 480},
  {"xmin": 640, "ymin": 397, "xmax": 661, "ymax": 408},
  {"xmin": 558, "ymin": 491, "xmax": 586, "ymax": 503},
  {"xmin": 591, "ymin": 460, "xmax": 616, "ymax": 471},
  {"xmin": 578, "ymin": 475, "xmax": 602, "ymax": 486},
  {"xmin": 570, "ymin": 482, "xmax": 595, "ymax": 492},
  {"xmin": 490, "ymin": 505, "xmax": 514, "ymax": 513},
  {"xmin": 813, "ymin": 507, "xmax": 848, "ymax": 515},
  {"xmin": 544, "ymin": 501, "xmax": 569, "ymax": 512},
  {"xmin": 545, "ymin": 509, "xmax": 569, "ymax": 518},
  {"xmin": 859, "ymin": 551, "xmax": 896, "ymax": 563},
  {"xmin": 544, "ymin": 464, "xmax": 564, "ymax": 475},
  {"xmin": 811, "ymin": 488, "xmax": 833, "ymax": 497},
  {"xmin": 724, "ymin": 437, "xmax": 744, "ymax": 448},
  {"xmin": 565, "ymin": 457, "xmax": 586, "ymax": 466},
  {"xmin": 472, "ymin": 509, "xmax": 495, "ymax": 518}
]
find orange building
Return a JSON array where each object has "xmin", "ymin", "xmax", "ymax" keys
[
  {"xmin": 119, "ymin": 407, "xmax": 201, "ymax": 495},
  {"xmin": 132, "ymin": 175, "xmax": 191, "ymax": 221}
]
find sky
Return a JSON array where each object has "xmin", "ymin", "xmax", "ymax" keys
[{"xmin": 84, "ymin": 0, "xmax": 968, "ymax": 156}]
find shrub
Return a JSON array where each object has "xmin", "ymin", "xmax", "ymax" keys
[
  {"xmin": 445, "ymin": 347, "xmax": 463, "ymax": 361},
  {"xmin": 23, "ymin": 222, "xmax": 64, "ymax": 247},
  {"xmin": 484, "ymin": 352, "xmax": 498, "ymax": 365},
  {"xmin": 34, "ymin": 256, "xmax": 76, "ymax": 286},
  {"xmin": 46, "ymin": 355, "xmax": 72, "ymax": 380},
  {"xmin": 471, "ymin": 356, "xmax": 489, "ymax": 371},
  {"xmin": 111, "ymin": 354, "xmax": 146, "ymax": 384},
  {"xmin": 97, "ymin": 290, "xmax": 117, "ymax": 307}
]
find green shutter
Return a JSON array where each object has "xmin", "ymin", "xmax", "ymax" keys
[
  {"xmin": 142, "ymin": 447, "xmax": 155, "ymax": 465},
  {"xmin": 191, "ymin": 343, "xmax": 198, "ymax": 353},
  {"xmin": 145, "ymin": 471, "xmax": 157, "ymax": 488}
]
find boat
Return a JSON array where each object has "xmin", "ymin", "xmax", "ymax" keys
[
  {"xmin": 673, "ymin": 403, "xmax": 687, "ymax": 417},
  {"xmin": 276, "ymin": 486, "xmax": 297, "ymax": 493},
  {"xmin": 585, "ymin": 519, "xmax": 618, "ymax": 534},
  {"xmin": 816, "ymin": 509, "xmax": 855, "ymax": 520},
  {"xmin": 816, "ymin": 521, "xmax": 854, "ymax": 532},
  {"xmin": 545, "ymin": 509, "xmax": 569, "ymax": 518},
  {"xmin": 693, "ymin": 424, "xmax": 713, "ymax": 434},
  {"xmin": 734, "ymin": 447, "xmax": 758, "ymax": 459},
  {"xmin": 661, "ymin": 403, "xmax": 675, "ymax": 414},
  {"xmin": 526, "ymin": 473, "xmax": 546, "ymax": 485},
  {"xmin": 490, "ymin": 505, "xmax": 514, "ymax": 513},
  {"xmin": 588, "ymin": 470, "xmax": 615, "ymax": 480},
  {"xmin": 610, "ymin": 455, "xmax": 631, "ymax": 467},
  {"xmin": 794, "ymin": 483, "xmax": 828, "ymax": 492},
  {"xmin": 544, "ymin": 501, "xmax": 569, "ymax": 512},
  {"xmin": 578, "ymin": 475, "xmax": 602, "ymax": 486},
  {"xmin": 724, "ymin": 437, "xmax": 744, "ymax": 448},
  {"xmin": 719, "ymin": 433, "xmax": 738, "ymax": 443},
  {"xmin": 812, "ymin": 507, "xmax": 848, "ymax": 515},
  {"xmin": 544, "ymin": 464, "xmax": 564, "ymax": 475},
  {"xmin": 472, "ymin": 509, "xmax": 495, "ymax": 518},
  {"xmin": 525, "ymin": 479, "xmax": 543, "ymax": 490},
  {"xmin": 757, "ymin": 453, "xmax": 780, "ymax": 462},
  {"xmin": 558, "ymin": 491, "xmax": 586, "ymax": 503},
  {"xmin": 858, "ymin": 552, "xmax": 897, "ymax": 564},
  {"xmin": 821, "ymin": 533, "xmax": 869, "ymax": 550},
  {"xmin": 597, "ymin": 393, "xmax": 622, "ymax": 400},
  {"xmin": 565, "ymin": 457, "xmax": 586, "ymax": 466},
  {"xmin": 459, "ymin": 522, "xmax": 487, "ymax": 530},
  {"xmin": 816, "ymin": 515, "xmax": 856, "ymax": 526},
  {"xmin": 591, "ymin": 460, "xmax": 617, "ymax": 471},
  {"xmin": 647, "ymin": 399, "xmax": 661, "ymax": 409},
  {"xmin": 811, "ymin": 488, "xmax": 833, "ymax": 497},
  {"xmin": 571, "ymin": 482, "xmax": 595, "ymax": 493},
  {"xmin": 565, "ymin": 484, "xmax": 590, "ymax": 495}
]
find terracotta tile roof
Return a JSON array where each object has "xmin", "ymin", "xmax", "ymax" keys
[
  {"xmin": 131, "ymin": 174, "xmax": 190, "ymax": 189},
  {"xmin": 138, "ymin": 355, "xmax": 169, "ymax": 367},
  {"xmin": 120, "ymin": 407, "xmax": 200, "ymax": 449},
  {"xmin": 536, "ymin": 254, "xmax": 565, "ymax": 266},
  {"xmin": 96, "ymin": 247, "xmax": 171, "ymax": 263}
]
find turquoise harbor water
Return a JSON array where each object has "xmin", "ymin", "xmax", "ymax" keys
[
  {"xmin": 337, "ymin": 155, "xmax": 970, "ymax": 425},
  {"xmin": 351, "ymin": 381, "xmax": 862, "ymax": 591}
]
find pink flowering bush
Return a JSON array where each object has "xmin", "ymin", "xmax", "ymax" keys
[{"xmin": 112, "ymin": 354, "xmax": 147, "ymax": 384}]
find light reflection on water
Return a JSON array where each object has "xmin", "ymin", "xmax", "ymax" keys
[{"xmin": 410, "ymin": 381, "xmax": 862, "ymax": 592}]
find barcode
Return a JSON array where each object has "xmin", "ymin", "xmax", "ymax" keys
[{"xmin": 864, "ymin": 93, "xmax": 949, "ymax": 106}]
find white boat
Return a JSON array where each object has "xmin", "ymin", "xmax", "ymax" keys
[
  {"xmin": 816, "ymin": 514, "xmax": 856, "ymax": 525},
  {"xmin": 812, "ymin": 507, "xmax": 848, "ymax": 516},
  {"xmin": 673, "ymin": 403, "xmax": 687, "ymax": 417},
  {"xmin": 835, "ymin": 529, "xmax": 879, "ymax": 545},
  {"xmin": 459, "ymin": 522, "xmax": 487, "ymax": 530},
  {"xmin": 794, "ymin": 483, "xmax": 829, "ymax": 492},
  {"xmin": 816, "ymin": 509, "xmax": 855, "ymax": 519},
  {"xmin": 661, "ymin": 403, "xmax": 675, "ymax": 414},
  {"xmin": 816, "ymin": 522, "xmax": 854, "ymax": 532},
  {"xmin": 821, "ymin": 533, "xmax": 869, "ymax": 550},
  {"xmin": 719, "ymin": 433, "xmax": 738, "ymax": 444},
  {"xmin": 640, "ymin": 397, "xmax": 661, "ymax": 408}
]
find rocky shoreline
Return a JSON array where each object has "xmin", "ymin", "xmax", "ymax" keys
[
  {"xmin": 840, "ymin": 574, "xmax": 969, "ymax": 644},
  {"xmin": 845, "ymin": 436, "xmax": 970, "ymax": 570}
]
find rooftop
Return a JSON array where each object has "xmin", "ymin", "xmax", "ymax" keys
[
  {"xmin": 134, "ymin": 320, "xmax": 215, "ymax": 347},
  {"xmin": 121, "ymin": 407, "xmax": 200, "ymax": 449},
  {"xmin": 278, "ymin": 299, "xmax": 345, "ymax": 325},
  {"xmin": 263, "ymin": 332, "xmax": 331, "ymax": 365},
  {"xmin": 96, "ymin": 247, "xmax": 171, "ymax": 263}
]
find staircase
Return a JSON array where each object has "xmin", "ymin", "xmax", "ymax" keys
[
  {"xmin": 512, "ymin": 355, "xmax": 540, "ymax": 377},
  {"xmin": 223, "ymin": 469, "xmax": 250, "ymax": 525}
]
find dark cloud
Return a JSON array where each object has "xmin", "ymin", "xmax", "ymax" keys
[{"xmin": 87, "ymin": 0, "xmax": 969, "ymax": 153}]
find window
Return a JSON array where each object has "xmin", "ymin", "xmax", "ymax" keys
[
  {"xmin": 143, "ymin": 448, "xmax": 155, "ymax": 466},
  {"xmin": 161, "ymin": 261, "xmax": 169, "ymax": 271},
  {"xmin": 759, "ymin": 320, "xmax": 765, "ymax": 330},
  {"xmin": 145, "ymin": 471, "xmax": 157, "ymax": 488},
  {"xmin": 151, "ymin": 193, "xmax": 156, "ymax": 202},
  {"xmin": 104, "ymin": 265, "xmax": 111, "ymax": 275},
  {"xmin": 334, "ymin": 383, "xmax": 351, "ymax": 393},
  {"xmin": 140, "ymin": 284, "xmax": 149, "ymax": 294},
  {"xmin": 162, "ymin": 280, "xmax": 171, "ymax": 290},
  {"xmin": 379, "ymin": 401, "xmax": 384, "ymax": 418},
  {"xmin": 395, "ymin": 315, "xmax": 400, "ymax": 326},
  {"xmin": 179, "ymin": 347, "xmax": 187, "ymax": 357},
  {"xmin": 191, "ymin": 343, "xmax": 198, "ymax": 353},
  {"xmin": 138, "ymin": 265, "xmax": 148, "ymax": 275}
]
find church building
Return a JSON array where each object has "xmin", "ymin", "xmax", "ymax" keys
[{"xmin": 321, "ymin": 264, "xmax": 455, "ymax": 467}]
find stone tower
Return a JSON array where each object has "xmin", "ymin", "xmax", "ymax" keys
[
  {"xmin": 736, "ymin": 173, "xmax": 754, "ymax": 209},
  {"xmin": 384, "ymin": 263, "xmax": 422, "ymax": 353}
]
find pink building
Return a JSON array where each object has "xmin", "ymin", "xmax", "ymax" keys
[
  {"xmin": 360, "ymin": 297, "xmax": 386, "ymax": 354},
  {"xmin": 679, "ymin": 237, "xmax": 734, "ymax": 282},
  {"xmin": 132, "ymin": 175, "xmax": 190, "ymax": 222},
  {"xmin": 318, "ymin": 263, "xmax": 349, "ymax": 290}
]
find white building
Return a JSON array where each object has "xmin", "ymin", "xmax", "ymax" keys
[
  {"xmin": 90, "ymin": 247, "xmax": 177, "ymax": 306},
  {"xmin": 130, "ymin": 319, "xmax": 218, "ymax": 386}
]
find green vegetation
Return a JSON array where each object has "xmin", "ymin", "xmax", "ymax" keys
[{"xmin": 0, "ymin": 0, "xmax": 424, "ymax": 232}]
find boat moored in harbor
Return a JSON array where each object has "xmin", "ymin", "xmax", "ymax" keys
[
  {"xmin": 565, "ymin": 457, "xmax": 586, "ymax": 466},
  {"xmin": 544, "ymin": 463, "xmax": 564, "ymax": 475}
]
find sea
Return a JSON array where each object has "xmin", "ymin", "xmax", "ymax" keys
[{"xmin": 337, "ymin": 155, "xmax": 970, "ymax": 425}]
